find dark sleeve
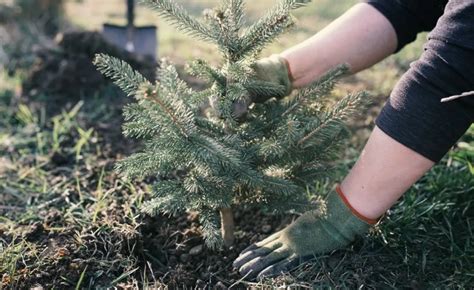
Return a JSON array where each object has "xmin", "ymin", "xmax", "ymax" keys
[
  {"xmin": 363, "ymin": 0, "xmax": 447, "ymax": 52},
  {"xmin": 375, "ymin": 40, "xmax": 474, "ymax": 162}
]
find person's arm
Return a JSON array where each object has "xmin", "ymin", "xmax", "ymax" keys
[
  {"xmin": 281, "ymin": 3, "xmax": 397, "ymax": 88},
  {"xmin": 226, "ymin": 4, "xmax": 398, "ymax": 119},
  {"xmin": 247, "ymin": 1, "xmax": 445, "ymax": 106}
]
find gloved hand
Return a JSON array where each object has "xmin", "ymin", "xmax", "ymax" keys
[
  {"xmin": 230, "ymin": 54, "xmax": 294, "ymax": 120},
  {"xmin": 233, "ymin": 186, "xmax": 377, "ymax": 280},
  {"xmin": 248, "ymin": 54, "xmax": 294, "ymax": 103}
]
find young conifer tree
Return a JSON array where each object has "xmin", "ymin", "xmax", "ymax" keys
[{"xmin": 94, "ymin": 0, "xmax": 366, "ymax": 248}]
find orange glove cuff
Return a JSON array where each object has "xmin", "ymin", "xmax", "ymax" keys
[{"xmin": 336, "ymin": 185, "xmax": 379, "ymax": 225}]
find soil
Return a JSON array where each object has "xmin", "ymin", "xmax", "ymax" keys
[
  {"xmin": 1, "ymin": 183, "xmax": 297, "ymax": 289},
  {"xmin": 21, "ymin": 31, "xmax": 157, "ymax": 115},
  {"xmin": 138, "ymin": 208, "xmax": 295, "ymax": 288}
]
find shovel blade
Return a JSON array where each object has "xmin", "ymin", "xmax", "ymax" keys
[{"xmin": 103, "ymin": 24, "xmax": 158, "ymax": 60}]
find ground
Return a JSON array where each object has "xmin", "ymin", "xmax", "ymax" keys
[{"xmin": 1, "ymin": 0, "xmax": 474, "ymax": 289}]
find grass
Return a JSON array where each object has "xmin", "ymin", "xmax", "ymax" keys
[
  {"xmin": 0, "ymin": 67, "xmax": 474, "ymax": 289},
  {"xmin": 0, "ymin": 98, "xmax": 145, "ymax": 288},
  {"xmin": 1, "ymin": 70, "xmax": 473, "ymax": 288},
  {"xmin": 1, "ymin": 0, "xmax": 473, "ymax": 288},
  {"xmin": 274, "ymin": 147, "xmax": 473, "ymax": 288}
]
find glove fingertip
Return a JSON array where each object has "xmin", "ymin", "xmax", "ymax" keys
[
  {"xmin": 241, "ymin": 243, "xmax": 259, "ymax": 253},
  {"xmin": 233, "ymin": 250, "xmax": 257, "ymax": 269}
]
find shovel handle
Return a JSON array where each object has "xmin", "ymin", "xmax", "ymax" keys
[
  {"xmin": 127, "ymin": 0, "xmax": 135, "ymax": 28},
  {"xmin": 126, "ymin": 0, "xmax": 135, "ymax": 52}
]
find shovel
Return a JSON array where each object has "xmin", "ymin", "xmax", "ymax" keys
[{"xmin": 102, "ymin": 0, "xmax": 158, "ymax": 60}]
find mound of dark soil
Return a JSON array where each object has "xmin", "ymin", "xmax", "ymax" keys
[
  {"xmin": 22, "ymin": 31, "xmax": 157, "ymax": 112},
  {"xmin": 1, "ymin": 197, "xmax": 296, "ymax": 289}
]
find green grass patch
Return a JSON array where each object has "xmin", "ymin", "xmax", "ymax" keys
[{"xmin": 1, "ymin": 95, "xmax": 472, "ymax": 288}]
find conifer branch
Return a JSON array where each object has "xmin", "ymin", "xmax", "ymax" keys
[
  {"xmin": 158, "ymin": 61, "xmax": 196, "ymax": 104},
  {"xmin": 297, "ymin": 91, "xmax": 367, "ymax": 146},
  {"xmin": 199, "ymin": 209, "xmax": 223, "ymax": 249},
  {"xmin": 142, "ymin": 181, "xmax": 189, "ymax": 216},
  {"xmin": 244, "ymin": 80, "xmax": 288, "ymax": 99},
  {"xmin": 241, "ymin": 13, "xmax": 293, "ymax": 59},
  {"xmin": 189, "ymin": 134, "xmax": 242, "ymax": 170},
  {"xmin": 239, "ymin": 0, "xmax": 311, "ymax": 59},
  {"xmin": 94, "ymin": 54, "xmax": 150, "ymax": 97},
  {"xmin": 282, "ymin": 64, "xmax": 348, "ymax": 117},
  {"xmin": 122, "ymin": 103, "xmax": 164, "ymax": 138},
  {"xmin": 140, "ymin": 0, "xmax": 217, "ymax": 44},
  {"xmin": 195, "ymin": 117, "xmax": 227, "ymax": 136},
  {"xmin": 192, "ymin": 88, "xmax": 219, "ymax": 107},
  {"xmin": 115, "ymin": 149, "xmax": 177, "ymax": 178},
  {"xmin": 142, "ymin": 87, "xmax": 191, "ymax": 139},
  {"xmin": 224, "ymin": 0, "xmax": 246, "ymax": 30},
  {"xmin": 187, "ymin": 59, "xmax": 226, "ymax": 86}
]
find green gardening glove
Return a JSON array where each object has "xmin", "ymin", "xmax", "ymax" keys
[
  {"xmin": 248, "ymin": 54, "xmax": 294, "ymax": 103},
  {"xmin": 231, "ymin": 54, "xmax": 293, "ymax": 120},
  {"xmin": 233, "ymin": 186, "xmax": 376, "ymax": 280}
]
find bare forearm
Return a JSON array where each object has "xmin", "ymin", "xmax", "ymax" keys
[
  {"xmin": 280, "ymin": 3, "xmax": 397, "ymax": 88},
  {"xmin": 341, "ymin": 126, "xmax": 435, "ymax": 219}
]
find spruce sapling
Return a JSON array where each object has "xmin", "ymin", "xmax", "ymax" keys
[{"xmin": 94, "ymin": 0, "xmax": 366, "ymax": 248}]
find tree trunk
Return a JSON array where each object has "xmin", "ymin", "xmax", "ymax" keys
[{"xmin": 219, "ymin": 207, "xmax": 235, "ymax": 247}]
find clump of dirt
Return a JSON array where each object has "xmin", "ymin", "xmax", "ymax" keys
[{"xmin": 22, "ymin": 31, "xmax": 157, "ymax": 112}]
